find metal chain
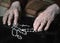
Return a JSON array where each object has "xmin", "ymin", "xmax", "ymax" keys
[{"xmin": 11, "ymin": 24, "xmax": 35, "ymax": 40}]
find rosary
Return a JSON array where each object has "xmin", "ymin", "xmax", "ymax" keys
[{"xmin": 11, "ymin": 24, "xmax": 35, "ymax": 40}]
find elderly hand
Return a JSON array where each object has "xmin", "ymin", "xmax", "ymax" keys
[
  {"xmin": 33, "ymin": 4, "xmax": 60, "ymax": 32},
  {"xmin": 3, "ymin": 1, "xmax": 21, "ymax": 26}
]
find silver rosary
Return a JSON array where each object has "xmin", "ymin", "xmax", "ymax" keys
[{"xmin": 11, "ymin": 24, "xmax": 35, "ymax": 40}]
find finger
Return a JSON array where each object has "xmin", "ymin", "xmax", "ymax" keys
[
  {"xmin": 33, "ymin": 18, "xmax": 41, "ymax": 31},
  {"xmin": 3, "ymin": 11, "xmax": 9, "ymax": 24},
  {"xmin": 44, "ymin": 21, "xmax": 51, "ymax": 31},
  {"xmin": 38, "ymin": 21, "xmax": 46, "ymax": 32},
  {"xmin": 13, "ymin": 9, "xmax": 19, "ymax": 25},
  {"xmin": 8, "ymin": 12, "xmax": 13, "ymax": 26}
]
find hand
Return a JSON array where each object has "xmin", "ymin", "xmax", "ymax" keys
[
  {"xmin": 3, "ymin": 1, "xmax": 21, "ymax": 26},
  {"xmin": 33, "ymin": 4, "xmax": 60, "ymax": 32}
]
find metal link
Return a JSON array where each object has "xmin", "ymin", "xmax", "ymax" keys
[{"xmin": 11, "ymin": 24, "xmax": 35, "ymax": 40}]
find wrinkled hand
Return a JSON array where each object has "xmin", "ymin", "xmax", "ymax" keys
[
  {"xmin": 3, "ymin": 1, "xmax": 20, "ymax": 26},
  {"xmin": 3, "ymin": 8, "xmax": 19, "ymax": 26},
  {"xmin": 33, "ymin": 11, "xmax": 55, "ymax": 32},
  {"xmin": 33, "ymin": 4, "xmax": 59, "ymax": 32}
]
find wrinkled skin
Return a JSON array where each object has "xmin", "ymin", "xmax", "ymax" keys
[
  {"xmin": 3, "ymin": 1, "xmax": 20, "ymax": 25},
  {"xmin": 3, "ymin": 1, "xmax": 59, "ymax": 32},
  {"xmin": 3, "ymin": 8, "xmax": 19, "ymax": 25},
  {"xmin": 33, "ymin": 4, "xmax": 59, "ymax": 31}
]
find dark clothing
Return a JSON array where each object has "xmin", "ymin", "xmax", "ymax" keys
[{"xmin": 0, "ymin": 14, "xmax": 60, "ymax": 43}]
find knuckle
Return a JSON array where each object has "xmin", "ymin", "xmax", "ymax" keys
[{"xmin": 13, "ymin": 8, "xmax": 18, "ymax": 11}]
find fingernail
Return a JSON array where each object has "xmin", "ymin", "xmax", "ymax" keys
[
  {"xmin": 13, "ymin": 22, "xmax": 17, "ymax": 26},
  {"xmin": 8, "ymin": 23, "xmax": 11, "ymax": 26},
  {"xmin": 33, "ymin": 27, "xmax": 37, "ymax": 32},
  {"xmin": 38, "ymin": 29, "xmax": 42, "ymax": 32}
]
